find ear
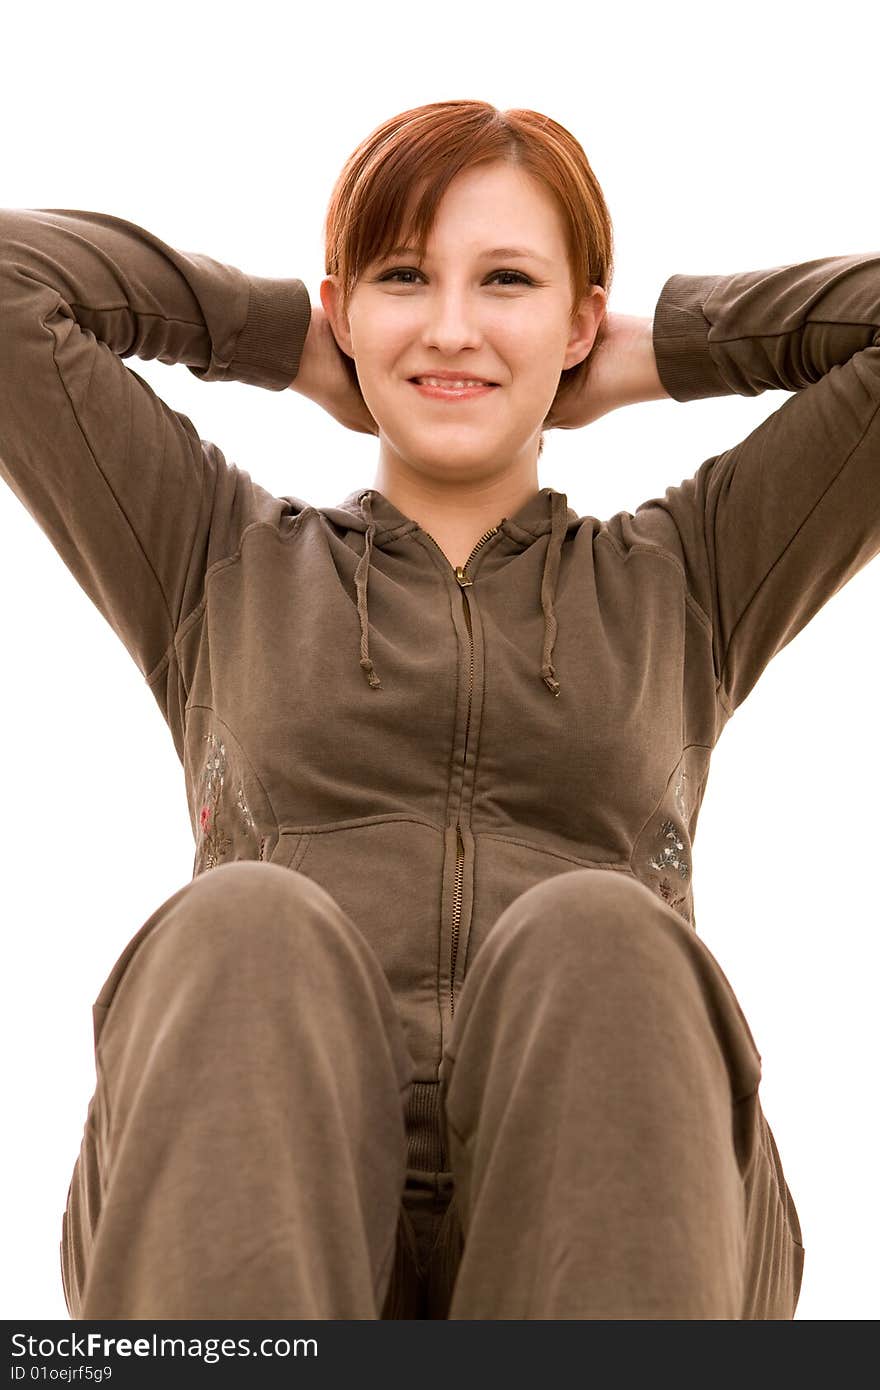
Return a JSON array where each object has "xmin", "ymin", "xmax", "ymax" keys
[
  {"xmin": 319, "ymin": 275, "xmax": 355, "ymax": 357},
  {"xmin": 562, "ymin": 283, "xmax": 607, "ymax": 372}
]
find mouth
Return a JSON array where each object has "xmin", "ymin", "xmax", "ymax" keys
[{"xmin": 408, "ymin": 377, "xmax": 500, "ymax": 401}]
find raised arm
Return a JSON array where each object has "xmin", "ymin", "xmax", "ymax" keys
[
  {"xmin": 0, "ymin": 208, "xmax": 311, "ymax": 711},
  {"xmin": 628, "ymin": 253, "xmax": 880, "ymax": 717}
]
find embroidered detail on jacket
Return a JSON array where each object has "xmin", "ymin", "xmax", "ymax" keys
[
  {"xmin": 673, "ymin": 765, "xmax": 690, "ymax": 822},
  {"xmin": 638, "ymin": 757, "xmax": 706, "ymax": 925},
  {"xmin": 657, "ymin": 876, "xmax": 687, "ymax": 910},
  {"xmin": 236, "ymin": 785, "xmax": 257, "ymax": 832},
  {"xmin": 197, "ymin": 733, "xmax": 231, "ymax": 870},
  {"xmin": 195, "ymin": 731, "xmax": 259, "ymax": 873},
  {"xmin": 649, "ymin": 818, "xmax": 691, "ymax": 881}
]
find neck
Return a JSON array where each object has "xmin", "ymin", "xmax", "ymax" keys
[{"xmin": 371, "ymin": 455, "xmax": 540, "ymax": 571}]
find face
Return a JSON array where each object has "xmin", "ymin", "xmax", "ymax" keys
[{"xmin": 321, "ymin": 161, "xmax": 606, "ymax": 492}]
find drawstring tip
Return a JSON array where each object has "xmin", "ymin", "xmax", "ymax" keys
[
  {"xmin": 360, "ymin": 657, "xmax": 382, "ymax": 689},
  {"xmin": 541, "ymin": 670, "xmax": 561, "ymax": 697}
]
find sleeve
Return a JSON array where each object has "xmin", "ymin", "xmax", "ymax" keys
[
  {"xmin": 634, "ymin": 253, "xmax": 880, "ymax": 717},
  {"xmin": 0, "ymin": 207, "xmax": 312, "ymax": 683}
]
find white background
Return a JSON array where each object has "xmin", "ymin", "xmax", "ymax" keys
[{"xmin": 1, "ymin": 0, "xmax": 878, "ymax": 1322}]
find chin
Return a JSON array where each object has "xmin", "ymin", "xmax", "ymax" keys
[
  {"xmin": 413, "ymin": 426, "xmax": 513, "ymax": 456},
  {"xmin": 409, "ymin": 447, "xmax": 500, "ymax": 476}
]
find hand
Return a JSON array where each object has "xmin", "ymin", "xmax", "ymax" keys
[
  {"xmin": 544, "ymin": 312, "xmax": 669, "ymax": 430},
  {"xmin": 288, "ymin": 302, "xmax": 379, "ymax": 436}
]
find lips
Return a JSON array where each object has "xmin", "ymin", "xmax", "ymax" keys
[
  {"xmin": 409, "ymin": 379, "xmax": 499, "ymax": 401},
  {"xmin": 408, "ymin": 376, "xmax": 499, "ymax": 387}
]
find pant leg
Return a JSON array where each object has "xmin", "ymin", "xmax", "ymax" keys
[
  {"xmin": 60, "ymin": 859, "xmax": 417, "ymax": 1319},
  {"xmin": 434, "ymin": 867, "xmax": 805, "ymax": 1320}
]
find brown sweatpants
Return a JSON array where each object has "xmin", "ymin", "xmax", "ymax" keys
[{"xmin": 60, "ymin": 860, "xmax": 805, "ymax": 1319}]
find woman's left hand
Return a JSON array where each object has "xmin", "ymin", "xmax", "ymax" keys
[{"xmin": 544, "ymin": 312, "xmax": 670, "ymax": 430}]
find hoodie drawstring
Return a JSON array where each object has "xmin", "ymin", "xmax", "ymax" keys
[
  {"xmin": 539, "ymin": 488, "xmax": 567, "ymax": 698},
  {"xmin": 355, "ymin": 490, "xmax": 382, "ymax": 689},
  {"xmin": 354, "ymin": 487, "xmax": 567, "ymax": 697}
]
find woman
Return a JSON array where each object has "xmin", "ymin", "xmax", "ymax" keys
[{"xmin": 2, "ymin": 99, "xmax": 876, "ymax": 1320}]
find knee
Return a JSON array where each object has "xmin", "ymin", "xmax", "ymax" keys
[
  {"xmin": 184, "ymin": 858, "xmax": 326, "ymax": 919},
  {"xmin": 147, "ymin": 861, "xmax": 350, "ymax": 985},
  {"xmin": 455, "ymin": 869, "xmax": 761, "ymax": 1103},
  {"xmin": 476, "ymin": 868, "xmax": 685, "ymax": 983}
]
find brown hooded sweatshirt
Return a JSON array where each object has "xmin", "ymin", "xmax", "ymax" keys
[{"xmin": 1, "ymin": 209, "xmax": 878, "ymax": 1167}]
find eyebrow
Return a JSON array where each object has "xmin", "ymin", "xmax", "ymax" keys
[{"xmin": 381, "ymin": 244, "xmax": 553, "ymax": 265}]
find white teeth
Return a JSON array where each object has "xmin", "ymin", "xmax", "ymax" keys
[{"xmin": 415, "ymin": 377, "xmax": 493, "ymax": 389}]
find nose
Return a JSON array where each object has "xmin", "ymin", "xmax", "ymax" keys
[{"xmin": 418, "ymin": 290, "xmax": 485, "ymax": 355}]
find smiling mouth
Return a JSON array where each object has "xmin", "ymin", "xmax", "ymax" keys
[
  {"xmin": 408, "ymin": 378, "xmax": 500, "ymax": 397},
  {"xmin": 409, "ymin": 377, "xmax": 499, "ymax": 387}
]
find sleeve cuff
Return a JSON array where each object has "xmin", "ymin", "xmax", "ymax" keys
[
  {"xmin": 230, "ymin": 273, "xmax": 312, "ymax": 391},
  {"xmin": 652, "ymin": 272, "xmax": 730, "ymax": 403}
]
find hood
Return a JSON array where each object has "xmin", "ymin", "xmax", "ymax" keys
[{"xmin": 315, "ymin": 485, "xmax": 580, "ymax": 699}]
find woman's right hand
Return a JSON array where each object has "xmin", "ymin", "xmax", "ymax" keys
[{"xmin": 288, "ymin": 302, "xmax": 379, "ymax": 436}]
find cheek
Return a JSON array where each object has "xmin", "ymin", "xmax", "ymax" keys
[{"xmin": 352, "ymin": 309, "xmax": 414, "ymax": 363}]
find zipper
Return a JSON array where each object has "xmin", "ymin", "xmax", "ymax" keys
[{"xmin": 422, "ymin": 523, "xmax": 500, "ymax": 1018}]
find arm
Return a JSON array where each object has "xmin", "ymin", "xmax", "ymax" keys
[
  {"xmin": 627, "ymin": 254, "xmax": 880, "ymax": 716},
  {"xmin": 0, "ymin": 208, "xmax": 311, "ymax": 716}
]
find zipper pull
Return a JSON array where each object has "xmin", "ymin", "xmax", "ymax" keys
[{"xmin": 454, "ymin": 566, "xmax": 474, "ymax": 587}]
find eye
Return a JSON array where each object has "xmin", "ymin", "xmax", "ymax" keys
[{"xmin": 377, "ymin": 268, "xmax": 533, "ymax": 287}]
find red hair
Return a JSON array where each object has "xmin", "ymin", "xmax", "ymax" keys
[{"xmin": 323, "ymin": 100, "xmax": 615, "ymax": 452}]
